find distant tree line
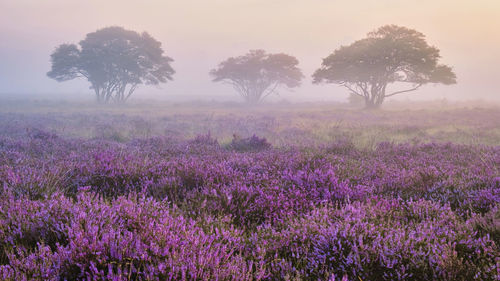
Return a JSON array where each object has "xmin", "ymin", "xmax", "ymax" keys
[{"xmin": 48, "ymin": 25, "xmax": 456, "ymax": 108}]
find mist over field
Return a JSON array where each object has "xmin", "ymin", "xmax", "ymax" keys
[
  {"xmin": 0, "ymin": 1, "xmax": 499, "ymax": 281},
  {"xmin": 1, "ymin": 0, "xmax": 500, "ymax": 102}
]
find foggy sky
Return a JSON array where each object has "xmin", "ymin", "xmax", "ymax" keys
[{"xmin": 1, "ymin": 0, "xmax": 499, "ymax": 102}]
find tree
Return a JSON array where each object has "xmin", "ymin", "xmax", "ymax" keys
[
  {"xmin": 48, "ymin": 26, "xmax": 175, "ymax": 103},
  {"xmin": 210, "ymin": 50, "xmax": 303, "ymax": 104},
  {"xmin": 312, "ymin": 25, "xmax": 456, "ymax": 109},
  {"xmin": 347, "ymin": 92, "xmax": 365, "ymax": 108}
]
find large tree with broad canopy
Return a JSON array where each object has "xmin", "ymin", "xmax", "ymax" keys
[
  {"xmin": 47, "ymin": 26, "xmax": 175, "ymax": 103},
  {"xmin": 210, "ymin": 50, "xmax": 303, "ymax": 104},
  {"xmin": 312, "ymin": 25, "xmax": 457, "ymax": 109}
]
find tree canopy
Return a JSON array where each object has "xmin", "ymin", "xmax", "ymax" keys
[
  {"xmin": 47, "ymin": 26, "xmax": 175, "ymax": 103},
  {"xmin": 210, "ymin": 50, "xmax": 303, "ymax": 104},
  {"xmin": 312, "ymin": 25, "xmax": 457, "ymax": 108}
]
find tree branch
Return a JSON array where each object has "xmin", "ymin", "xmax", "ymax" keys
[
  {"xmin": 341, "ymin": 83, "xmax": 364, "ymax": 98},
  {"xmin": 261, "ymin": 81, "xmax": 279, "ymax": 101},
  {"xmin": 125, "ymin": 84, "xmax": 138, "ymax": 100},
  {"xmin": 385, "ymin": 84, "xmax": 423, "ymax": 97}
]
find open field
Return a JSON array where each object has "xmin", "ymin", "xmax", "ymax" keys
[
  {"xmin": 0, "ymin": 100, "xmax": 499, "ymax": 280},
  {"xmin": 1, "ymin": 99, "xmax": 500, "ymax": 146}
]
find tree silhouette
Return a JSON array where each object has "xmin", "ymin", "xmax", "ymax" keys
[
  {"xmin": 313, "ymin": 25, "xmax": 456, "ymax": 109},
  {"xmin": 48, "ymin": 26, "xmax": 175, "ymax": 103},
  {"xmin": 210, "ymin": 50, "xmax": 303, "ymax": 104}
]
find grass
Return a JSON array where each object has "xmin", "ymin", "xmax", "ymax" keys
[{"xmin": 1, "ymin": 99, "xmax": 499, "ymax": 147}]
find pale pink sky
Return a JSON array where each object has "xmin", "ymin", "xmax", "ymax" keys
[{"xmin": 1, "ymin": 0, "xmax": 499, "ymax": 101}]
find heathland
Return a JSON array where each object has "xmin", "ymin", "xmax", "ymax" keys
[{"xmin": 0, "ymin": 100, "xmax": 498, "ymax": 280}]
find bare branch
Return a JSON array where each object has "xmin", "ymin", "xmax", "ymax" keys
[
  {"xmin": 385, "ymin": 84, "xmax": 422, "ymax": 97},
  {"xmin": 262, "ymin": 82, "xmax": 280, "ymax": 100},
  {"xmin": 341, "ymin": 83, "xmax": 364, "ymax": 97},
  {"xmin": 125, "ymin": 84, "xmax": 138, "ymax": 101}
]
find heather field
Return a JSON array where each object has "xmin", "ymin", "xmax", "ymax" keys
[{"xmin": 0, "ymin": 101, "xmax": 499, "ymax": 280}]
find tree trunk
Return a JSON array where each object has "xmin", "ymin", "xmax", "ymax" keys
[
  {"xmin": 364, "ymin": 95, "xmax": 382, "ymax": 109},
  {"xmin": 245, "ymin": 95, "xmax": 261, "ymax": 105},
  {"xmin": 364, "ymin": 100, "xmax": 381, "ymax": 110},
  {"xmin": 364, "ymin": 84, "xmax": 385, "ymax": 109},
  {"xmin": 94, "ymin": 88, "xmax": 101, "ymax": 103},
  {"xmin": 93, "ymin": 85, "xmax": 106, "ymax": 103},
  {"xmin": 244, "ymin": 88, "xmax": 263, "ymax": 105}
]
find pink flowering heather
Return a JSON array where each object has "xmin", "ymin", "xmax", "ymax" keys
[{"xmin": 0, "ymin": 109, "xmax": 499, "ymax": 280}]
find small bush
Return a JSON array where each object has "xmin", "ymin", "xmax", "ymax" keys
[
  {"xmin": 189, "ymin": 133, "xmax": 219, "ymax": 147},
  {"xmin": 229, "ymin": 134, "xmax": 271, "ymax": 152},
  {"xmin": 26, "ymin": 128, "xmax": 59, "ymax": 141}
]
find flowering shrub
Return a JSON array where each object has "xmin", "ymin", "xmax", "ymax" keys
[
  {"xmin": 0, "ymin": 109, "xmax": 499, "ymax": 280},
  {"xmin": 189, "ymin": 133, "xmax": 220, "ymax": 148},
  {"xmin": 0, "ymin": 191, "xmax": 263, "ymax": 280},
  {"xmin": 252, "ymin": 199, "xmax": 498, "ymax": 280},
  {"xmin": 229, "ymin": 134, "xmax": 271, "ymax": 152}
]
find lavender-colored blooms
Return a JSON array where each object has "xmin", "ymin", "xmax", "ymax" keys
[{"xmin": 0, "ymin": 109, "xmax": 499, "ymax": 280}]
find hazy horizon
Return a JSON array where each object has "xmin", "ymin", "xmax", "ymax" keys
[{"xmin": 1, "ymin": 0, "xmax": 499, "ymax": 102}]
